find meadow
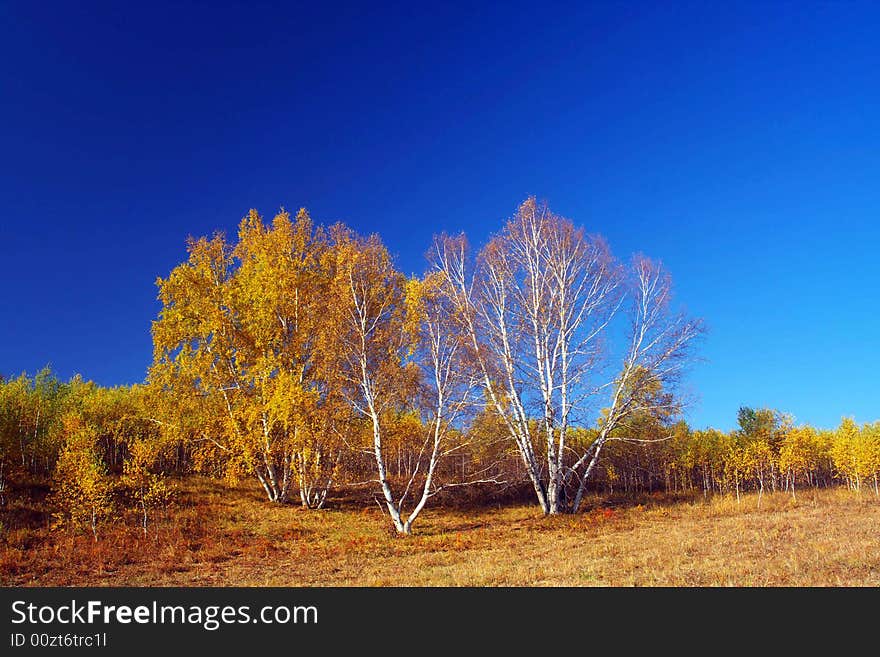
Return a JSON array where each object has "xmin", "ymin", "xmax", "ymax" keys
[{"xmin": 3, "ymin": 478, "xmax": 878, "ymax": 587}]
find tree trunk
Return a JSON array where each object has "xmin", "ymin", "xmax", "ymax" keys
[
  {"xmin": 141, "ymin": 495, "xmax": 148, "ymax": 536},
  {"xmin": 368, "ymin": 404, "xmax": 405, "ymax": 533}
]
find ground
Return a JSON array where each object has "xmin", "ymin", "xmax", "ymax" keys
[{"xmin": 2, "ymin": 478, "xmax": 879, "ymax": 586}]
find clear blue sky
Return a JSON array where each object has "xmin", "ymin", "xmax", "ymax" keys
[{"xmin": 1, "ymin": 2, "xmax": 878, "ymax": 431}]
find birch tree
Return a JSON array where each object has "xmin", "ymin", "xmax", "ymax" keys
[
  {"xmin": 51, "ymin": 413, "xmax": 115, "ymax": 541},
  {"xmin": 832, "ymin": 418, "xmax": 880, "ymax": 496},
  {"xmin": 330, "ymin": 230, "xmax": 474, "ymax": 533},
  {"xmin": 398, "ymin": 272, "xmax": 477, "ymax": 531},
  {"xmin": 431, "ymin": 198, "xmax": 703, "ymax": 514},
  {"xmin": 779, "ymin": 425, "xmax": 823, "ymax": 497}
]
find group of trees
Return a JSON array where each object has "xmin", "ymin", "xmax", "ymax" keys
[
  {"xmin": 0, "ymin": 369, "xmax": 173, "ymax": 538},
  {"xmin": 147, "ymin": 198, "xmax": 703, "ymax": 530},
  {"xmin": 2, "ymin": 366, "xmax": 878, "ymax": 539},
  {"xmin": 1, "ymin": 199, "xmax": 878, "ymax": 536},
  {"xmin": 597, "ymin": 408, "xmax": 880, "ymax": 501}
]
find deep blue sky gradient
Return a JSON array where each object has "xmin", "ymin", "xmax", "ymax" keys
[{"xmin": 1, "ymin": 2, "xmax": 878, "ymax": 430}]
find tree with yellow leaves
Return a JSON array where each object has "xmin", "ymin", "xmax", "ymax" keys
[
  {"xmin": 51, "ymin": 413, "xmax": 115, "ymax": 541},
  {"xmin": 121, "ymin": 437, "xmax": 175, "ymax": 536},
  {"xmin": 831, "ymin": 418, "xmax": 880, "ymax": 496},
  {"xmin": 831, "ymin": 417, "xmax": 863, "ymax": 492},
  {"xmin": 863, "ymin": 422, "xmax": 880, "ymax": 497},
  {"xmin": 151, "ymin": 208, "xmax": 346, "ymax": 505},
  {"xmin": 779, "ymin": 425, "xmax": 829, "ymax": 497}
]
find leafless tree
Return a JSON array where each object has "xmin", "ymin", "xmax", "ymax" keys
[{"xmin": 431, "ymin": 198, "xmax": 703, "ymax": 514}]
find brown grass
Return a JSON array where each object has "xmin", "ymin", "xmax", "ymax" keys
[{"xmin": 2, "ymin": 478, "xmax": 879, "ymax": 586}]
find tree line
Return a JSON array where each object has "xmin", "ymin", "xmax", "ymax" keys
[{"xmin": 2, "ymin": 199, "xmax": 877, "ymax": 536}]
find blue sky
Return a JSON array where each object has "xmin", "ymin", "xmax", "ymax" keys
[{"xmin": 1, "ymin": 2, "xmax": 878, "ymax": 431}]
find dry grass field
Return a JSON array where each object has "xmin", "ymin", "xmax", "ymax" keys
[{"xmin": 2, "ymin": 478, "xmax": 879, "ymax": 586}]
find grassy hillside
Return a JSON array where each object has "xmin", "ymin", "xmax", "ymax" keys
[{"xmin": 2, "ymin": 478, "xmax": 879, "ymax": 586}]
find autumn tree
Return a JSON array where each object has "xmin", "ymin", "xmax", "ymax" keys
[
  {"xmin": 151, "ymin": 208, "xmax": 346, "ymax": 505},
  {"xmin": 736, "ymin": 406, "xmax": 792, "ymax": 492},
  {"xmin": 431, "ymin": 198, "xmax": 703, "ymax": 514},
  {"xmin": 121, "ymin": 437, "xmax": 174, "ymax": 536},
  {"xmin": 779, "ymin": 425, "xmax": 829, "ymax": 496},
  {"xmin": 0, "ymin": 376, "xmax": 19, "ymax": 502},
  {"xmin": 831, "ymin": 418, "xmax": 858, "ymax": 491},
  {"xmin": 724, "ymin": 438, "xmax": 748, "ymax": 502},
  {"xmin": 398, "ymin": 272, "xmax": 480, "ymax": 529},
  {"xmin": 0, "ymin": 368, "xmax": 70, "ymax": 476},
  {"xmin": 864, "ymin": 422, "xmax": 880, "ymax": 497},
  {"xmin": 329, "ymin": 229, "xmax": 412, "ymax": 532},
  {"xmin": 51, "ymin": 413, "xmax": 115, "ymax": 540},
  {"xmin": 832, "ymin": 418, "xmax": 880, "ymax": 496},
  {"xmin": 682, "ymin": 428, "xmax": 730, "ymax": 496}
]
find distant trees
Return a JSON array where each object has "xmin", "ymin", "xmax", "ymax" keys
[
  {"xmin": 778, "ymin": 425, "xmax": 828, "ymax": 496},
  {"xmin": 587, "ymin": 410, "xmax": 880, "ymax": 503},
  {"xmin": 0, "ymin": 376, "xmax": 175, "ymax": 538},
  {"xmin": 0, "ymin": 367, "xmax": 67, "ymax": 477},
  {"xmin": 831, "ymin": 418, "xmax": 880, "ymax": 496}
]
